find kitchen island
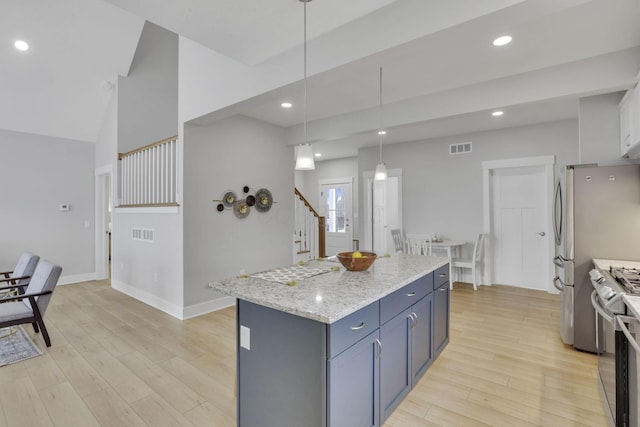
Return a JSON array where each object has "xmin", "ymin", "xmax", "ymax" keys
[{"xmin": 211, "ymin": 255, "xmax": 450, "ymax": 427}]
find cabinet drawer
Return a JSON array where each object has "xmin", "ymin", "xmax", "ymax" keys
[
  {"xmin": 434, "ymin": 264, "xmax": 449, "ymax": 289},
  {"xmin": 328, "ymin": 301, "xmax": 379, "ymax": 358},
  {"xmin": 380, "ymin": 275, "xmax": 431, "ymax": 324}
]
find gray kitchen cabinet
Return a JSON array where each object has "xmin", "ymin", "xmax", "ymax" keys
[
  {"xmin": 232, "ymin": 261, "xmax": 450, "ymax": 427},
  {"xmin": 434, "ymin": 280, "xmax": 450, "ymax": 357},
  {"xmin": 327, "ymin": 329, "xmax": 380, "ymax": 427},
  {"xmin": 380, "ymin": 274, "xmax": 434, "ymax": 423}
]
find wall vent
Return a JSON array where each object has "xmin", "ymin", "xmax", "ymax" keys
[
  {"xmin": 132, "ymin": 227, "xmax": 154, "ymax": 242},
  {"xmin": 449, "ymin": 142, "xmax": 472, "ymax": 155}
]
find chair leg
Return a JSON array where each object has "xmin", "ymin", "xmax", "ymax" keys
[
  {"xmin": 38, "ymin": 321, "xmax": 51, "ymax": 347},
  {"xmin": 472, "ymin": 264, "xmax": 477, "ymax": 291},
  {"xmin": 32, "ymin": 322, "xmax": 39, "ymax": 333}
]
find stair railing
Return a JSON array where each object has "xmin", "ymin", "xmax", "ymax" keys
[
  {"xmin": 118, "ymin": 135, "xmax": 179, "ymax": 207},
  {"xmin": 294, "ymin": 188, "xmax": 326, "ymax": 259}
]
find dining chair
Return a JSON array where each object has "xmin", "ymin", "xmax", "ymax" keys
[
  {"xmin": 451, "ymin": 233, "xmax": 485, "ymax": 291},
  {"xmin": 390, "ymin": 229, "xmax": 407, "ymax": 254}
]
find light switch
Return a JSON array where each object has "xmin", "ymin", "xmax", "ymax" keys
[{"xmin": 240, "ymin": 325, "xmax": 250, "ymax": 350}]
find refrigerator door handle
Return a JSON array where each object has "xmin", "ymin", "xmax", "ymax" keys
[
  {"xmin": 553, "ymin": 276, "xmax": 565, "ymax": 291},
  {"xmin": 553, "ymin": 180, "xmax": 563, "ymax": 246},
  {"xmin": 553, "ymin": 256, "xmax": 564, "ymax": 267}
]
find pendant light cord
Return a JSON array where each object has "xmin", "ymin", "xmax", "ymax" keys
[
  {"xmin": 379, "ymin": 66, "xmax": 383, "ymax": 164},
  {"xmin": 303, "ymin": 1, "xmax": 308, "ymax": 145}
]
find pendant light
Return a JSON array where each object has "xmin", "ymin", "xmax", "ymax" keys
[
  {"xmin": 295, "ymin": 0, "xmax": 315, "ymax": 170},
  {"xmin": 374, "ymin": 66, "xmax": 388, "ymax": 181}
]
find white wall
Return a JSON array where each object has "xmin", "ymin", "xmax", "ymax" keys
[
  {"xmin": 111, "ymin": 21, "xmax": 183, "ymax": 316},
  {"xmin": 357, "ymin": 119, "xmax": 580, "ymax": 260},
  {"xmin": 118, "ymin": 22, "xmax": 179, "ymax": 153},
  {"xmin": 183, "ymin": 115, "xmax": 294, "ymax": 309},
  {"xmin": 0, "ymin": 129, "xmax": 95, "ymax": 284}
]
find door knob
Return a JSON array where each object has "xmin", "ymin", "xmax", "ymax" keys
[{"xmin": 537, "ymin": 232, "xmax": 546, "ymax": 236}]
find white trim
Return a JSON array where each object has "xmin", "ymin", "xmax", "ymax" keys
[
  {"xmin": 95, "ymin": 165, "xmax": 113, "ymax": 281},
  {"xmin": 114, "ymin": 206, "xmax": 179, "ymax": 214},
  {"xmin": 318, "ymin": 176, "xmax": 353, "ymax": 185},
  {"xmin": 182, "ymin": 296, "xmax": 236, "ymax": 320},
  {"xmin": 482, "ymin": 155, "xmax": 554, "ymax": 171},
  {"xmin": 94, "ymin": 164, "xmax": 112, "ymax": 176},
  {"xmin": 111, "ymin": 279, "xmax": 183, "ymax": 319},
  {"xmin": 482, "ymin": 155, "xmax": 556, "ymax": 292},
  {"xmin": 58, "ymin": 272, "xmax": 97, "ymax": 285}
]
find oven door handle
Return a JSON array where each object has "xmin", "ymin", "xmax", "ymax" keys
[
  {"xmin": 617, "ymin": 316, "xmax": 640, "ymax": 354},
  {"xmin": 591, "ymin": 290, "xmax": 613, "ymax": 324}
]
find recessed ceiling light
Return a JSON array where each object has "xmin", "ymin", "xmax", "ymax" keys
[
  {"xmin": 314, "ymin": 153, "xmax": 321, "ymax": 157},
  {"xmin": 14, "ymin": 40, "xmax": 29, "ymax": 51},
  {"xmin": 492, "ymin": 35, "xmax": 512, "ymax": 47},
  {"xmin": 492, "ymin": 110, "xmax": 504, "ymax": 117},
  {"xmin": 281, "ymin": 102, "xmax": 293, "ymax": 108},
  {"xmin": 377, "ymin": 130, "xmax": 387, "ymax": 135}
]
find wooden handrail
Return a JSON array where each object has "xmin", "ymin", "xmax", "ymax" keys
[
  {"xmin": 294, "ymin": 187, "xmax": 320, "ymax": 218},
  {"xmin": 118, "ymin": 135, "xmax": 178, "ymax": 160},
  {"xmin": 294, "ymin": 187, "xmax": 326, "ymax": 258}
]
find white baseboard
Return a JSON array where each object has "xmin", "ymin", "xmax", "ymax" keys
[
  {"xmin": 58, "ymin": 272, "xmax": 97, "ymax": 285},
  {"xmin": 111, "ymin": 279, "xmax": 183, "ymax": 320},
  {"xmin": 109, "ymin": 280, "xmax": 236, "ymax": 320},
  {"xmin": 182, "ymin": 296, "xmax": 236, "ymax": 320}
]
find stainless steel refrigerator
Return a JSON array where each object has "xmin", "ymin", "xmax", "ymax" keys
[{"xmin": 554, "ymin": 164, "xmax": 640, "ymax": 353}]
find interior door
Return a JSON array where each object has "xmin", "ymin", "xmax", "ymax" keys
[
  {"xmin": 320, "ymin": 179, "xmax": 353, "ymax": 256},
  {"xmin": 365, "ymin": 174, "xmax": 402, "ymax": 254},
  {"xmin": 491, "ymin": 166, "xmax": 548, "ymax": 290}
]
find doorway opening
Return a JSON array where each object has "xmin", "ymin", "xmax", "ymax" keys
[
  {"xmin": 95, "ymin": 165, "xmax": 112, "ymax": 281},
  {"xmin": 363, "ymin": 169, "xmax": 403, "ymax": 254},
  {"xmin": 319, "ymin": 178, "xmax": 353, "ymax": 257}
]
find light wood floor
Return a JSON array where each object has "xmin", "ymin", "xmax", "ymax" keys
[{"xmin": 0, "ymin": 280, "xmax": 606, "ymax": 426}]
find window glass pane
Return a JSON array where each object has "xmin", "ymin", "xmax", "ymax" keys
[{"xmin": 325, "ymin": 187, "xmax": 346, "ymax": 233}]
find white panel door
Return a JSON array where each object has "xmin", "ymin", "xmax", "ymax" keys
[
  {"xmin": 320, "ymin": 179, "xmax": 353, "ymax": 257},
  {"xmin": 491, "ymin": 166, "xmax": 547, "ymax": 290}
]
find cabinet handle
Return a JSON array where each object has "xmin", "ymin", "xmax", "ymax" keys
[
  {"xmin": 410, "ymin": 312, "xmax": 418, "ymax": 328},
  {"xmin": 350, "ymin": 322, "xmax": 365, "ymax": 331},
  {"xmin": 439, "ymin": 274, "xmax": 446, "ymax": 278},
  {"xmin": 375, "ymin": 339, "xmax": 382, "ymax": 358},
  {"xmin": 407, "ymin": 313, "xmax": 415, "ymax": 328},
  {"xmin": 406, "ymin": 291, "xmax": 416, "ymax": 297},
  {"xmin": 439, "ymin": 287, "xmax": 447, "ymax": 292}
]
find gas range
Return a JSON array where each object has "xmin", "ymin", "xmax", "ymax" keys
[{"xmin": 612, "ymin": 267, "xmax": 640, "ymax": 294}]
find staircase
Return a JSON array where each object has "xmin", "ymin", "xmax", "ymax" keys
[{"xmin": 294, "ymin": 188, "xmax": 325, "ymax": 262}]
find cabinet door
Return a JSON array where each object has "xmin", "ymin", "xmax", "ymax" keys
[
  {"xmin": 434, "ymin": 282, "xmax": 450, "ymax": 357},
  {"xmin": 380, "ymin": 308, "xmax": 412, "ymax": 423},
  {"xmin": 411, "ymin": 293, "xmax": 433, "ymax": 386},
  {"xmin": 327, "ymin": 330, "xmax": 380, "ymax": 427}
]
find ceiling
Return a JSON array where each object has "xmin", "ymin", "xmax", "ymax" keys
[{"xmin": 2, "ymin": 0, "xmax": 640, "ymax": 160}]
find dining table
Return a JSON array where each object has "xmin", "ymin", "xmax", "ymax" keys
[{"xmin": 405, "ymin": 235, "xmax": 466, "ymax": 285}]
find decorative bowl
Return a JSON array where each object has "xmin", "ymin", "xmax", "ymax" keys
[{"xmin": 336, "ymin": 251, "xmax": 377, "ymax": 271}]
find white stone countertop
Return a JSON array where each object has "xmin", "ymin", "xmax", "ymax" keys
[
  {"xmin": 624, "ymin": 295, "xmax": 640, "ymax": 319},
  {"xmin": 593, "ymin": 258, "xmax": 640, "ymax": 270},
  {"xmin": 210, "ymin": 254, "xmax": 449, "ymax": 324}
]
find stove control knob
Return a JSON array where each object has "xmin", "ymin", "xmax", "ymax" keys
[
  {"xmin": 589, "ymin": 269, "xmax": 605, "ymax": 284},
  {"xmin": 602, "ymin": 287, "xmax": 616, "ymax": 301}
]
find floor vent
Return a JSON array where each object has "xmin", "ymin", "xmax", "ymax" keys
[
  {"xmin": 449, "ymin": 142, "xmax": 472, "ymax": 155},
  {"xmin": 132, "ymin": 227, "xmax": 154, "ymax": 242}
]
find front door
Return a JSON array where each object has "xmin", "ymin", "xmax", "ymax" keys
[
  {"xmin": 320, "ymin": 179, "xmax": 353, "ymax": 256},
  {"xmin": 491, "ymin": 165, "xmax": 548, "ymax": 290}
]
